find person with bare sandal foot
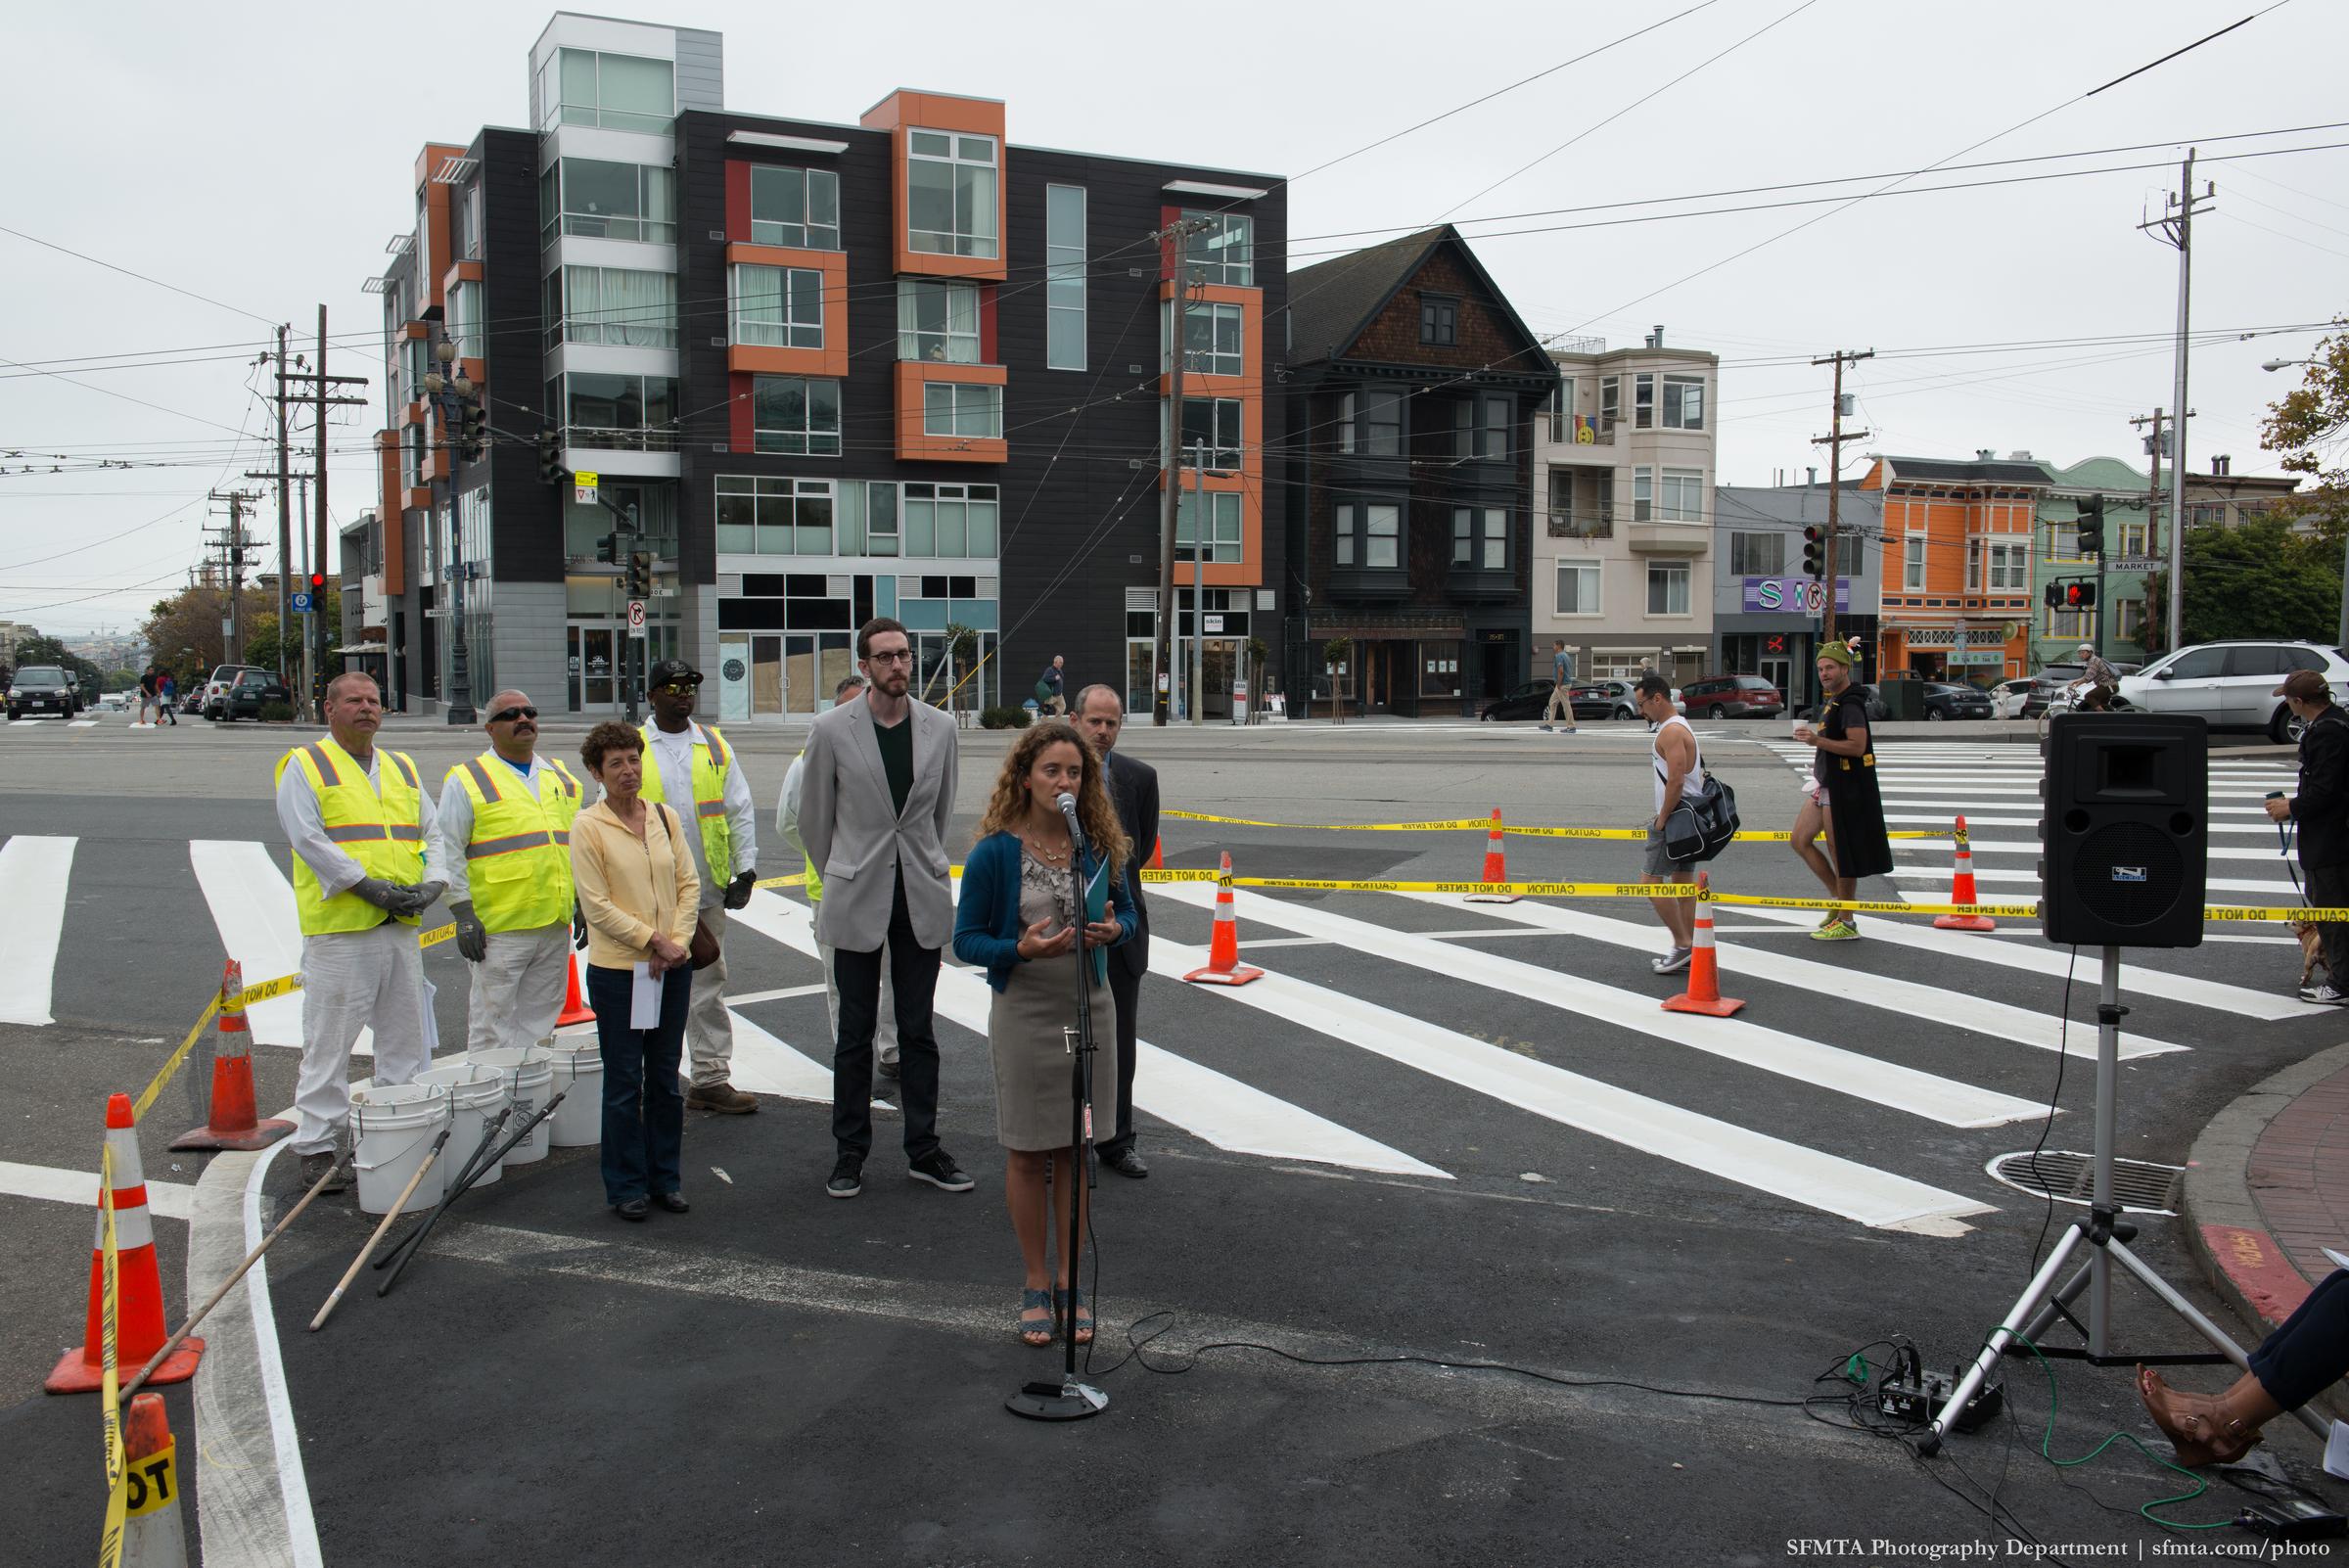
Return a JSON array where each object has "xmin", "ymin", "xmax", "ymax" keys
[{"xmin": 2138, "ymin": 1267, "xmax": 2349, "ymax": 1464}]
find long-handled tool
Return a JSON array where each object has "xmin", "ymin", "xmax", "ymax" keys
[
  {"xmin": 376, "ymin": 1092, "xmax": 565, "ymax": 1298},
  {"xmin": 118, "ymin": 1155, "xmax": 340, "ymax": 1404},
  {"xmin": 371, "ymin": 1105, "xmax": 512, "ymax": 1276},
  {"xmin": 309, "ymin": 1127, "xmax": 449, "ymax": 1331}
]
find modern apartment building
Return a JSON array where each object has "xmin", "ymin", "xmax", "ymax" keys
[
  {"xmin": 1711, "ymin": 481, "xmax": 1883, "ymax": 701},
  {"xmin": 369, "ymin": 12, "xmax": 1285, "ymax": 719},
  {"xmin": 1281, "ymin": 227, "xmax": 1549, "ymax": 715},
  {"xmin": 1533, "ymin": 331, "xmax": 1721, "ymax": 690},
  {"xmin": 1857, "ymin": 453, "xmax": 2048, "ymax": 682}
]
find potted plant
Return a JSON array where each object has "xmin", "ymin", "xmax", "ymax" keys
[{"xmin": 1320, "ymin": 636, "xmax": 1350, "ymax": 724}]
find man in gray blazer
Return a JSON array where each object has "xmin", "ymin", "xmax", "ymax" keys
[{"xmin": 799, "ymin": 617, "xmax": 971, "ymax": 1200}]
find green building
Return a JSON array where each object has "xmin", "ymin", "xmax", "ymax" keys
[{"xmin": 2034, "ymin": 455, "xmax": 2163, "ymax": 672}]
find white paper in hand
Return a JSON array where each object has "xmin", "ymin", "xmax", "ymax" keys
[
  {"xmin": 630, "ymin": 962, "xmax": 662, "ymax": 1029},
  {"xmin": 2327, "ymin": 1420, "xmax": 2349, "ymax": 1482}
]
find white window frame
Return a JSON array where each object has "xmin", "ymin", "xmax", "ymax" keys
[
  {"xmin": 1990, "ymin": 541, "xmax": 2023, "ymax": 590},
  {"xmin": 906, "ymin": 129, "xmax": 999, "ymax": 260},
  {"xmin": 898, "ymin": 278, "xmax": 981, "ymax": 364},
  {"xmin": 923, "ymin": 381, "xmax": 1001, "ymax": 439},
  {"xmin": 1633, "ymin": 467, "xmax": 1653, "ymax": 523},
  {"xmin": 1905, "ymin": 537, "xmax": 1927, "ymax": 589},
  {"xmin": 1658, "ymin": 467, "xmax": 1703, "ymax": 523},
  {"xmin": 547, "ymin": 158, "xmax": 675, "ymax": 246},
  {"xmin": 1555, "ymin": 560, "xmax": 1601, "ymax": 616},
  {"xmin": 1181, "ymin": 211, "xmax": 1253, "ymax": 286},
  {"xmin": 1600, "ymin": 375, "xmax": 1620, "ymax": 430},
  {"xmin": 748, "ymin": 165, "xmax": 840, "ymax": 251},
  {"xmin": 545, "ymin": 48, "xmax": 674, "ymax": 134},
  {"xmin": 1045, "ymin": 184, "xmax": 1085, "ymax": 371},
  {"xmin": 1966, "ymin": 537, "xmax": 1982, "ymax": 590},
  {"xmin": 547, "ymin": 265, "xmax": 679, "ymax": 350},
  {"xmin": 1176, "ymin": 490, "xmax": 1243, "ymax": 564},
  {"xmin": 899, "ymin": 482, "xmax": 1001, "ymax": 559},
  {"xmin": 1661, "ymin": 374, "xmax": 1705, "ymax": 431},
  {"xmin": 1165, "ymin": 300, "xmax": 1243, "ymax": 376},
  {"xmin": 449, "ymin": 279, "xmax": 483, "ymax": 360},
  {"xmin": 733, "ymin": 264, "xmax": 824, "ymax": 349},
  {"xmin": 1645, "ymin": 559, "xmax": 1691, "ymax": 616},
  {"xmin": 1634, "ymin": 372, "xmax": 1655, "ymax": 430}
]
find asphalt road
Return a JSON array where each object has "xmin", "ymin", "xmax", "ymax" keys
[{"xmin": 3, "ymin": 712, "xmax": 2343, "ymax": 1566}]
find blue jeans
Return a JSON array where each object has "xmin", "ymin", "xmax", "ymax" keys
[{"xmin": 588, "ymin": 963, "xmax": 690, "ymax": 1204}]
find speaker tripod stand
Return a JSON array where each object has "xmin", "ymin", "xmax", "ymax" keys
[{"xmin": 1921, "ymin": 945, "xmax": 2328, "ymax": 1455}]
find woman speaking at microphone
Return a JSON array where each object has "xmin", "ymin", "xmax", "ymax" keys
[{"xmin": 952, "ymin": 721, "xmax": 1132, "ymax": 1347}]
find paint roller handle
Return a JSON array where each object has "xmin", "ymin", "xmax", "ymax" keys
[
  {"xmin": 312, "ymin": 1127, "xmax": 450, "ymax": 1331},
  {"xmin": 374, "ymin": 1104, "xmax": 514, "ymax": 1271}
]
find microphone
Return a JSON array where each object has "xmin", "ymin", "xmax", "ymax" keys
[{"xmin": 1056, "ymin": 791, "xmax": 1086, "ymax": 850}]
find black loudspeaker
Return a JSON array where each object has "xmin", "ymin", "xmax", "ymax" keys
[{"xmin": 2039, "ymin": 714, "xmax": 2207, "ymax": 947}]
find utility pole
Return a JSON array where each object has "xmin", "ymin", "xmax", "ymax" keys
[
  {"xmin": 272, "ymin": 326, "xmax": 290, "ymax": 680},
  {"xmin": 1809, "ymin": 349, "xmax": 1874, "ymax": 661},
  {"xmin": 2129, "ymin": 408, "xmax": 2166, "ymax": 652},
  {"xmin": 1190, "ymin": 441, "xmax": 1206, "ymax": 726},
  {"xmin": 206, "ymin": 491, "xmax": 258, "ymax": 666},
  {"xmin": 1152, "ymin": 215, "xmax": 1213, "ymax": 726},
  {"xmin": 274, "ymin": 307, "xmax": 366, "ymax": 720},
  {"xmin": 2142, "ymin": 150, "xmax": 2213, "ymax": 656}
]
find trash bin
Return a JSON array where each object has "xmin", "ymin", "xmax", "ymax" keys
[{"xmin": 1879, "ymin": 677, "xmax": 1923, "ymax": 722}]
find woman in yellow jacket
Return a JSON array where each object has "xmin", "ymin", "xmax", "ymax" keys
[{"xmin": 570, "ymin": 720, "xmax": 701, "ymax": 1220}]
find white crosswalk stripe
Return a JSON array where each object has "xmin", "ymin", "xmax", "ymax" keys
[
  {"xmin": 188, "ymin": 840, "xmax": 377, "ymax": 1056},
  {"xmin": 0, "ymin": 836, "xmax": 75, "ymax": 1026}
]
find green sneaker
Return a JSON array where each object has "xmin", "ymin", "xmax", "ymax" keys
[{"xmin": 1810, "ymin": 919, "xmax": 1861, "ymax": 942}]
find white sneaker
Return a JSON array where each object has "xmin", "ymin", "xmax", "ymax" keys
[
  {"xmin": 1652, "ymin": 946, "xmax": 1692, "ymax": 974},
  {"xmin": 2300, "ymin": 984, "xmax": 2349, "ymax": 1006}
]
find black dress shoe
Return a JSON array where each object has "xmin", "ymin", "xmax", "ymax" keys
[
  {"xmin": 651, "ymin": 1191, "xmax": 690, "ymax": 1213},
  {"xmin": 1104, "ymin": 1147, "xmax": 1149, "ymax": 1179},
  {"xmin": 614, "ymin": 1198, "xmax": 650, "ymax": 1221}
]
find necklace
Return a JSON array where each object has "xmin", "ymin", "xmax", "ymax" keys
[{"xmin": 1024, "ymin": 832, "xmax": 1072, "ymax": 864}]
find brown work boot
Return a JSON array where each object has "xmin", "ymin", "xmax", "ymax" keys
[
  {"xmin": 686, "ymin": 1083, "xmax": 759, "ymax": 1114},
  {"xmin": 299, "ymin": 1151, "xmax": 351, "ymax": 1194}
]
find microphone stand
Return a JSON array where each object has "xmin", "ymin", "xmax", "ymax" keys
[{"xmin": 1007, "ymin": 792, "xmax": 1109, "ymax": 1421}]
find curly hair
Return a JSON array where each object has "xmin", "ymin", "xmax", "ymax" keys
[
  {"xmin": 975, "ymin": 720, "xmax": 1130, "ymax": 876},
  {"xmin": 579, "ymin": 719, "xmax": 644, "ymax": 773}
]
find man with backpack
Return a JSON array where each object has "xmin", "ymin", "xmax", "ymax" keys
[{"xmin": 1637, "ymin": 673, "xmax": 1701, "ymax": 974}]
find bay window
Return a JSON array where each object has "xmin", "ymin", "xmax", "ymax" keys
[
  {"xmin": 1180, "ymin": 212, "xmax": 1253, "ymax": 286},
  {"xmin": 733, "ymin": 265, "xmax": 824, "ymax": 348},
  {"xmin": 540, "ymin": 47, "xmax": 673, "ymax": 133},
  {"xmin": 1600, "ymin": 375, "xmax": 1620, "ymax": 430},
  {"xmin": 749, "ymin": 165, "xmax": 840, "ymax": 251},
  {"xmin": 1452, "ymin": 508, "xmax": 1507, "ymax": 569},
  {"xmin": 544, "ymin": 266, "xmax": 678, "ymax": 348},
  {"xmin": 1164, "ymin": 300, "xmax": 1242, "ymax": 376},
  {"xmin": 1662, "ymin": 374, "xmax": 1704, "ymax": 430},
  {"xmin": 1658, "ymin": 468, "xmax": 1703, "ymax": 523},
  {"xmin": 449, "ymin": 280, "xmax": 483, "ymax": 360},
  {"xmin": 898, "ymin": 279, "xmax": 981, "ymax": 363},
  {"xmin": 752, "ymin": 375, "xmax": 841, "ymax": 456},
  {"xmin": 1337, "ymin": 388, "xmax": 1403, "ymax": 456},
  {"xmin": 1334, "ymin": 503, "xmax": 1400, "ymax": 569},
  {"xmin": 1635, "ymin": 373, "xmax": 1655, "ymax": 429},
  {"xmin": 1451, "ymin": 394, "xmax": 1511, "ymax": 461},
  {"xmin": 907, "ymin": 130, "xmax": 998, "ymax": 258},
  {"xmin": 547, "ymin": 372, "xmax": 679, "ymax": 451},
  {"xmin": 923, "ymin": 382, "xmax": 1001, "ymax": 438},
  {"xmin": 540, "ymin": 158, "xmax": 675, "ymax": 246}
]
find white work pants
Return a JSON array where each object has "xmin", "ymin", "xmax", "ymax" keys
[
  {"xmin": 821, "ymin": 936, "xmax": 898, "ymax": 1064},
  {"xmin": 296, "ymin": 922, "xmax": 430, "ymax": 1156},
  {"xmin": 464, "ymin": 922, "xmax": 573, "ymax": 1057},
  {"xmin": 684, "ymin": 904, "xmax": 734, "ymax": 1088}
]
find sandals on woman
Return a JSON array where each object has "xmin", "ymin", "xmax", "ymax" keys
[
  {"xmin": 2137, "ymin": 1365, "xmax": 2263, "ymax": 1466},
  {"xmin": 1016, "ymin": 1288, "xmax": 1053, "ymax": 1347},
  {"xmin": 1055, "ymin": 1286, "xmax": 1093, "ymax": 1345}
]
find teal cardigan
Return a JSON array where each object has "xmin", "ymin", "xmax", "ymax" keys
[{"xmin": 952, "ymin": 830, "xmax": 1133, "ymax": 992}]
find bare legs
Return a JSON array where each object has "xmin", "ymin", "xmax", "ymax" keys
[
  {"xmin": 1791, "ymin": 795, "xmax": 1855, "ymax": 925},
  {"xmin": 1646, "ymin": 871, "xmax": 1695, "ymax": 948},
  {"xmin": 1006, "ymin": 1147, "xmax": 1091, "ymax": 1343},
  {"xmin": 2138, "ymin": 1366, "xmax": 2287, "ymax": 1465}
]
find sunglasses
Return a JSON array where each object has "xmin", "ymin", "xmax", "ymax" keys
[
  {"xmin": 488, "ymin": 706, "xmax": 538, "ymax": 723},
  {"xmin": 655, "ymin": 680, "xmax": 699, "ymax": 695}
]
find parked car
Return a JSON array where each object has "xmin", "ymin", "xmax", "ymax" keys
[
  {"xmin": 1681, "ymin": 674, "xmax": 1784, "ymax": 720},
  {"xmin": 1919, "ymin": 680, "xmax": 1996, "ymax": 721},
  {"xmin": 2116, "ymin": 640, "xmax": 2349, "ymax": 743},
  {"xmin": 177, "ymin": 687, "xmax": 205, "ymax": 715},
  {"xmin": 1569, "ymin": 680, "xmax": 1639, "ymax": 720},
  {"xmin": 98, "ymin": 691, "xmax": 129, "ymax": 712},
  {"xmin": 213, "ymin": 669, "xmax": 293, "ymax": 721},
  {"xmin": 1479, "ymin": 679, "xmax": 1555, "ymax": 721},
  {"xmin": 1991, "ymin": 677, "xmax": 2035, "ymax": 719},
  {"xmin": 2024, "ymin": 660, "xmax": 2142, "ymax": 718},
  {"xmin": 5, "ymin": 665, "xmax": 82, "ymax": 720},
  {"xmin": 201, "ymin": 664, "xmax": 271, "ymax": 721}
]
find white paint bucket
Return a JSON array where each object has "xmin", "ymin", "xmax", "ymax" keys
[
  {"xmin": 543, "ymin": 1038, "xmax": 604, "ymax": 1148},
  {"xmin": 350, "ymin": 1082, "xmax": 450, "ymax": 1216},
  {"xmin": 473, "ymin": 1044, "xmax": 555, "ymax": 1165},
  {"xmin": 416, "ymin": 1062, "xmax": 510, "ymax": 1187}
]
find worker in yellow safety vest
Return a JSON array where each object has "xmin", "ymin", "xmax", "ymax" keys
[
  {"xmin": 271, "ymin": 670, "xmax": 448, "ymax": 1194},
  {"xmin": 779, "ymin": 671, "xmax": 898, "ymax": 1082},
  {"xmin": 438, "ymin": 688, "xmax": 587, "ymax": 1057},
  {"xmin": 637, "ymin": 657, "xmax": 761, "ymax": 1113}
]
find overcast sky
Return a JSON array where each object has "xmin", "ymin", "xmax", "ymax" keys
[{"xmin": 7, "ymin": 0, "xmax": 2343, "ymax": 638}]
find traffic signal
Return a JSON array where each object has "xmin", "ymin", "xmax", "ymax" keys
[
  {"xmin": 626, "ymin": 552, "xmax": 652, "ymax": 599},
  {"xmin": 459, "ymin": 397, "xmax": 487, "ymax": 463},
  {"xmin": 1801, "ymin": 525, "xmax": 1825, "ymax": 580},
  {"xmin": 595, "ymin": 531, "xmax": 620, "ymax": 565},
  {"xmin": 536, "ymin": 429, "xmax": 566, "ymax": 485},
  {"xmin": 2044, "ymin": 579, "xmax": 2062, "ymax": 608},
  {"xmin": 2076, "ymin": 493, "xmax": 2106, "ymax": 557},
  {"xmin": 309, "ymin": 572, "xmax": 325, "ymax": 595},
  {"xmin": 2063, "ymin": 581, "xmax": 2097, "ymax": 609}
]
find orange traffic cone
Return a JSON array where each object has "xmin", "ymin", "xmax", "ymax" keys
[
  {"xmin": 1464, "ymin": 808, "xmax": 1521, "ymax": 903},
  {"xmin": 1934, "ymin": 814, "xmax": 1998, "ymax": 932},
  {"xmin": 1662, "ymin": 873, "xmax": 1745, "ymax": 1018},
  {"xmin": 48, "ymin": 1093, "xmax": 204, "ymax": 1394},
  {"xmin": 171, "ymin": 959, "xmax": 293, "ymax": 1152},
  {"xmin": 1183, "ymin": 853, "xmax": 1265, "ymax": 986},
  {"xmin": 556, "ymin": 947, "xmax": 596, "ymax": 1027},
  {"xmin": 120, "ymin": 1392, "xmax": 190, "ymax": 1565},
  {"xmin": 1147, "ymin": 835, "xmax": 1164, "ymax": 871}
]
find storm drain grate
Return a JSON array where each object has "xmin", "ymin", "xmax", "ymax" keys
[{"xmin": 1985, "ymin": 1150, "xmax": 2183, "ymax": 1215}]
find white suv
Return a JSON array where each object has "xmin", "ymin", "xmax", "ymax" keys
[{"xmin": 2116, "ymin": 640, "xmax": 2349, "ymax": 743}]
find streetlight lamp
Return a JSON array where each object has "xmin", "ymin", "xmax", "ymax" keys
[{"xmin": 2261, "ymin": 358, "xmax": 2314, "ymax": 373}]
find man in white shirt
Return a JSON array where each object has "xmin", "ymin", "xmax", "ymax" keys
[
  {"xmin": 638, "ymin": 658, "xmax": 761, "ymax": 1113},
  {"xmin": 1637, "ymin": 672, "xmax": 1701, "ymax": 974},
  {"xmin": 272, "ymin": 670, "xmax": 448, "ymax": 1191},
  {"xmin": 780, "ymin": 673, "xmax": 898, "ymax": 1079}
]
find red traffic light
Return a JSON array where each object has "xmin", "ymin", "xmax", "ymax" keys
[{"xmin": 309, "ymin": 573, "xmax": 325, "ymax": 588}]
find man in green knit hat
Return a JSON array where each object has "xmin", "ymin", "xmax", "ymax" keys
[{"xmin": 1790, "ymin": 640, "xmax": 1892, "ymax": 940}]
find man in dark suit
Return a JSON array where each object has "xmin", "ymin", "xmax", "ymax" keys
[{"xmin": 1076, "ymin": 684, "xmax": 1156, "ymax": 1178}]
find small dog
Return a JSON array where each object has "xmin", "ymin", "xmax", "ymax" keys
[{"xmin": 2292, "ymin": 921, "xmax": 2328, "ymax": 991}]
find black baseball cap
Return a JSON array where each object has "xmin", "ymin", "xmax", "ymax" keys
[{"xmin": 646, "ymin": 658, "xmax": 703, "ymax": 688}]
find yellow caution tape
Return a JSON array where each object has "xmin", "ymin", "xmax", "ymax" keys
[
  {"xmin": 1158, "ymin": 808, "xmax": 1935, "ymax": 840},
  {"xmin": 99, "ymin": 1145, "xmax": 126, "ymax": 1568},
  {"xmin": 2207, "ymin": 905, "xmax": 2349, "ymax": 923},
  {"xmin": 122, "ymin": 1439, "xmax": 176, "ymax": 1519}
]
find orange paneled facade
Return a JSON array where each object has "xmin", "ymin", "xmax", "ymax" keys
[
  {"xmin": 1862, "ymin": 456, "xmax": 2048, "ymax": 682},
  {"xmin": 1157, "ymin": 277, "xmax": 1265, "ymax": 589}
]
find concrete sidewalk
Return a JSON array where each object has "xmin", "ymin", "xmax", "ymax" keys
[{"xmin": 2184, "ymin": 1038, "xmax": 2349, "ymax": 1373}]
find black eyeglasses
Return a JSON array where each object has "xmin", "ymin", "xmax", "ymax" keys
[
  {"xmin": 488, "ymin": 706, "xmax": 538, "ymax": 723},
  {"xmin": 866, "ymin": 650, "xmax": 914, "ymax": 667}
]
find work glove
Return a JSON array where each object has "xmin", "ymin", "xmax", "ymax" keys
[
  {"xmin": 350, "ymin": 876, "xmax": 405, "ymax": 911},
  {"xmin": 573, "ymin": 900, "xmax": 589, "ymax": 951},
  {"xmin": 723, "ymin": 869, "xmax": 757, "ymax": 910},
  {"xmin": 413, "ymin": 880, "xmax": 446, "ymax": 912},
  {"xmin": 450, "ymin": 899, "xmax": 488, "ymax": 963}
]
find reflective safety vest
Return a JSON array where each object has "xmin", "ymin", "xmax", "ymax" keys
[
  {"xmin": 274, "ymin": 739, "xmax": 427, "ymax": 935},
  {"xmin": 638, "ymin": 722, "xmax": 734, "ymax": 887},
  {"xmin": 446, "ymin": 752, "xmax": 583, "ymax": 932},
  {"xmin": 793, "ymin": 749, "xmax": 823, "ymax": 903}
]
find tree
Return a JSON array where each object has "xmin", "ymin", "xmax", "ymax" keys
[
  {"xmin": 13, "ymin": 635, "xmax": 103, "ymax": 692},
  {"xmin": 139, "ymin": 581, "xmax": 296, "ymax": 682},
  {"xmin": 2263, "ymin": 315, "xmax": 2349, "ymax": 535},
  {"xmin": 2143, "ymin": 518, "xmax": 2341, "ymax": 648}
]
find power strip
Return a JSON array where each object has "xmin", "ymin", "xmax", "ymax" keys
[{"xmin": 1876, "ymin": 1367, "xmax": 2004, "ymax": 1433}]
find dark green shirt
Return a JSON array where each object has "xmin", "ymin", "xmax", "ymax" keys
[{"xmin": 874, "ymin": 715, "xmax": 913, "ymax": 818}]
